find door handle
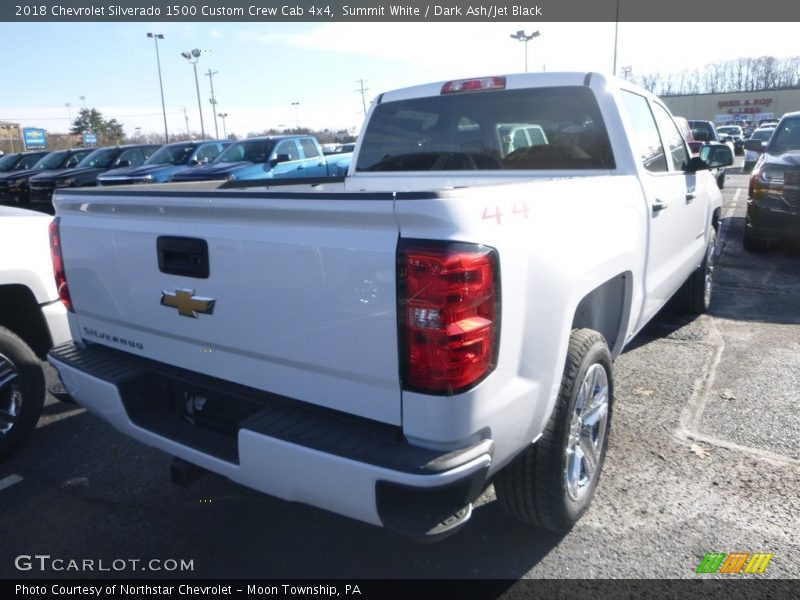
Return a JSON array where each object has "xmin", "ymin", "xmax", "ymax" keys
[
  {"xmin": 686, "ymin": 193, "xmax": 696, "ymax": 203},
  {"xmin": 652, "ymin": 201, "xmax": 668, "ymax": 214}
]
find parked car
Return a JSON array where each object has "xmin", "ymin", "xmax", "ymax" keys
[
  {"xmin": 97, "ymin": 140, "xmax": 229, "ymax": 186},
  {"xmin": 742, "ymin": 111, "xmax": 800, "ymax": 251},
  {"xmin": 0, "ymin": 206, "xmax": 72, "ymax": 459},
  {"xmin": 689, "ymin": 120, "xmax": 735, "ymax": 157},
  {"xmin": 169, "ymin": 136, "xmax": 331, "ymax": 182},
  {"xmin": 27, "ymin": 144, "xmax": 161, "ymax": 213},
  {"xmin": 716, "ymin": 125, "xmax": 745, "ymax": 155},
  {"xmin": 681, "ymin": 118, "xmax": 726, "ymax": 188},
  {"xmin": 0, "ymin": 150, "xmax": 51, "ymax": 174},
  {"xmin": 0, "ymin": 148, "xmax": 93, "ymax": 207},
  {"xmin": 742, "ymin": 126, "xmax": 776, "ymax": 172}
]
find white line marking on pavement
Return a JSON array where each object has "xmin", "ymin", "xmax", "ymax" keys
[
  {"xmin": 717, "ymin": 187, "xmax": 742, "ymax": 250},
  {"xmin": 675, "ymin": 316, "xmax": 800, "ymax": 469}
]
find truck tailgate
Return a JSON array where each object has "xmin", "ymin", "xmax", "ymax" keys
[{"xmin": 55, "ymin": 191, "xmax": 402, "ymax": 425}]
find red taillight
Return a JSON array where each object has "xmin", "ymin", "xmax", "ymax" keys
[
  {"xmin": 399, "ymin": 241, "xmax": 500, "ymax": 394},
  {"xmin": 48, "ymin": 217, "xmax": 73, "ymax": 311},
  {"xmin": 441, "ymin": 76, "xmax": 506, "ymax": 95}
]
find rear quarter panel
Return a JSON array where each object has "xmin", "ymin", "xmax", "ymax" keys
[{"xmin": 393, "ymin": 174, "xmax": 646, "ymax": 469}]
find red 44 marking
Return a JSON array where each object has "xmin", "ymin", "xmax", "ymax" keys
[{"xmin": 482, "ymin": 202, "xmax": 529, "ymax": 225}]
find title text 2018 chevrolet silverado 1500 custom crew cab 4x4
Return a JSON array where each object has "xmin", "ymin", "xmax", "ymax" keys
[{"xmin": 47, "ymin": 73, "xmax": 731, "ymax": 540}]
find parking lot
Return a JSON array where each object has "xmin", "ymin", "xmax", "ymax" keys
[{"xmin": 1, "ymin": 158, "xmax": 798, "ymax": 581}]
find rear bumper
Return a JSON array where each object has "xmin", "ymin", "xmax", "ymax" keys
[
  {"xmin": 48, "ymin": 342, "xmax": 493, "ymax": 538},
  {"xmin": 746, "ymin": 201, "xmax": 800, "ymax": 243}
]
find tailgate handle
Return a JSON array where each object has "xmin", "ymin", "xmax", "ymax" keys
[{"xmin": 157, "ymin": 236, "xmax": 209, "ymax": 279}]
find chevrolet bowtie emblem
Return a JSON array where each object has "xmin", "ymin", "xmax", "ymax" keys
[{"xmin": 160, "ymin": 289, "xmax": 216, "ymax": 318}]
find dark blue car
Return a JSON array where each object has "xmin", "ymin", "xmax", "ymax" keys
[
  {"xmin": 28, "ymin": 143, "xmax": 161, "ymax": 213},
  {"xmin": 0, "ymin": 150, "xmax": 67, "ymax": 205},
  {"xmin": 169, "ymin": 135, "xmax": 329, "ymax": 182},
  {"xmin": 97, "ymin": 140, "xmax": 229, "ymax": 186}
]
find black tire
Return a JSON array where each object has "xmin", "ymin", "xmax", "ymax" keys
[
  {"xmin": 716, "ymin": 172, "xmax": 725, "ymax": 189},
  {"xmin": 494, "ymin": 329, "xmax": 612, "ymax": 532},
  {"xmin": 0, "ymin": 326, "xmax": 46, "ymax": 459},
  {"xmin": 678, "ymin": 228, "xmax": 717, "ymax": 314}
]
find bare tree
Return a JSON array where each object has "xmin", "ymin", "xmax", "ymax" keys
[{"xmin": 642, "ymin": 55, "xmax": 800, "ymax": 95}]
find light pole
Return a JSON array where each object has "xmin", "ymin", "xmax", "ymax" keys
[
  {"xmin": 147, "ymin": 33, "xmax": 169, "ymax": 143},
  {"xmin": 218, "ymin": 113, "xmax": 228, "ymax": 139},
  {"xmin": 181, "ymin": 49, "xmax": 205, "ymax": 139},
  {"xmin": 65, "ymin": 102, "xmax": 72, "ymax": 130},
  {"xmin": 291, "ymin": 102, "xmax": 299, "ymax": 130},
  {"xmin": 206, "ymin": 69, "xmax": 220, "ymax": 139},
  {"xmin": 510, "ymin": 30, "xmax": 540, "ymax": 73}
]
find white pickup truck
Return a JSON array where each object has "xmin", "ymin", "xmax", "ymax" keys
[{"xmin": 47, "ymin": 73, "xmax": 732, "ymax": 539}]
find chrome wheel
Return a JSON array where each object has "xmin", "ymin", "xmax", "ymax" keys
[
  {"xmin": 565, "ymin": 363, "xmax": 609, "ymax": 502},
  {"xmin": 0, "ymin": 352, "xmax": 22, "ymax": 436}
]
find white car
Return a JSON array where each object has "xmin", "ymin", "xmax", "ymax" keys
[
  {"xmin": 0, "ymin": 206, "xmax": 71, "ymax": 458},
  {"xmin": 716, "ymin": 125, "xmax": 745, "ymax": 155}
]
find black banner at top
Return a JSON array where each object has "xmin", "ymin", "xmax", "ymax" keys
[{"xmin": 3, "ymin": 0, "xmax": 800, "ymax": 22}]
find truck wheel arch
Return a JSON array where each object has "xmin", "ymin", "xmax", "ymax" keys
[
  {"xmin": 570, "ymin": 272, "xmax": 632, "ymax": 359},
  {"xmin": 0, "ymin": 284, "xmax": 54, "ymax": 359}
]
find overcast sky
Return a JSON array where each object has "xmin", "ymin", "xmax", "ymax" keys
[{"xmin": 2, "ymin": 22, "xmax": 798, "ymax": 139}]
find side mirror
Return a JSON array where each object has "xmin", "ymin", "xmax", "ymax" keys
[
  {"xmin": 700, "ymin": 144, "xmax": 733, "ymax": 168},
  {"xmin": 686, "ymin": 156, "xmax": 710, "ymax": 172},
  {"xmin": 274, "ymin": 153, "xmax": 291, "ymax": 164},
  {"xmin": 743, "ymin": 139, "xmax": 767, "ymax": 154},
  {"xmin": 116, "ymin": 159, "xmax": 131, "ymax": 168}
]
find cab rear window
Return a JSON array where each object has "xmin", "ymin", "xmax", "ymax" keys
[{"xmin": 355, "ymin": 86, "xmax": 615, "ymax": 172}]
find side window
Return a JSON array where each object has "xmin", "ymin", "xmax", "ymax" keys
[
  {"xmin": 620, "ymin": 91, "xmax": 667, "ymax": 173},
  {"xmin": 299, "ymin": 138, "xmax": 320, "ymax": 159},
  {"xmin": 195, "ymin": 143, "xmax": 221, "ymax": 162},
  {"xmin": 119, "ymin": 148, "xmax": 145, "ymax": 167},
  {"xmin": 651, "ymin": 103, "xmax": 689, "ymax": 171},
  {"xmin": 275, "ymin": 140, "xmax": 299, "ymax": 161}
]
